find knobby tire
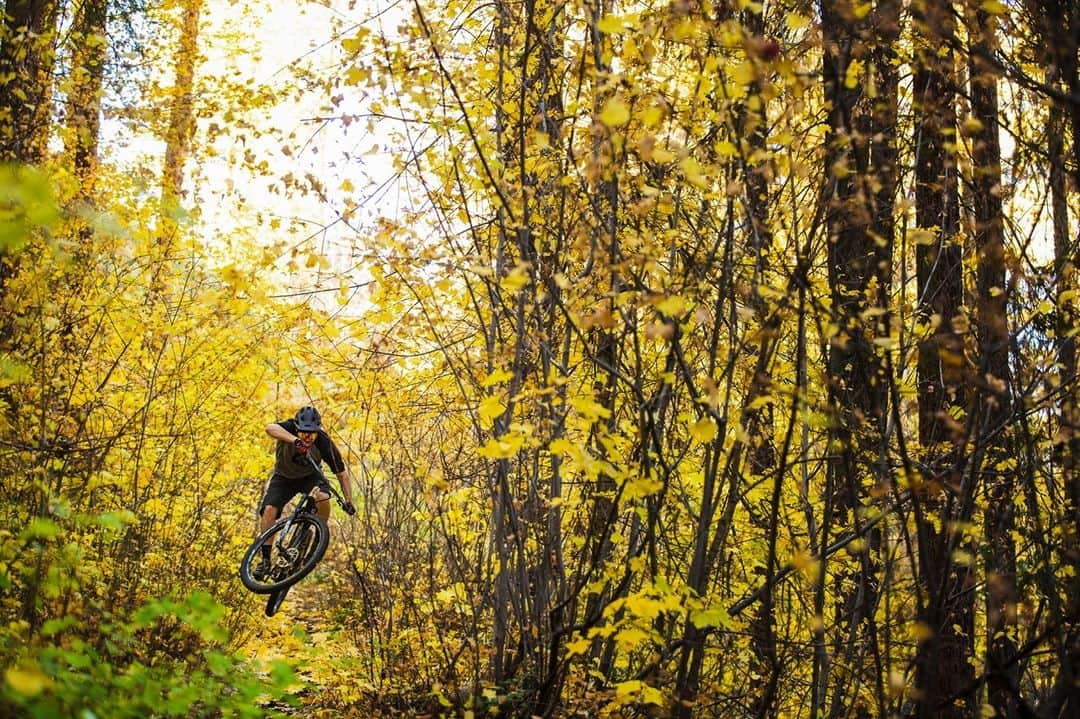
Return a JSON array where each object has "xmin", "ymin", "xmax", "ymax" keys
[
  {"xmin": 265, "ymin": 585, "xmax": 290, "ymax": 617},
  {"xmin": 239, "ymin": 513, "xmax": 329, "ymax": 594}
]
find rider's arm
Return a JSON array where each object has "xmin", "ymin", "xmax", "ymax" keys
[
  {"xmin": 336, "ymin": 467, "xmax": 355, "ymax": 505},
  {"xmin": 317, "ymin": 436, "xmax": 355, "ymax": 507},
  {"xmin": 266, "ymin": 422, "xmax": 300, "ymax": 444}
]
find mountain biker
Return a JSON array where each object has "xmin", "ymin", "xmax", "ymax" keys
[{"xmin": 253, "ymin": 405, "xmax": 356, "ymax": 580}]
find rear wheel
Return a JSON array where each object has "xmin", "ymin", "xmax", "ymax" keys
[{"xmin": 239, "ymin": 514, "xmax": 329, "ymax": 594}]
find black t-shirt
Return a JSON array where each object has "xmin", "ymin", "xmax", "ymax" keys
[{"xmin": 271, "ymin": 419, "xmax": 346, "ymax": 481}]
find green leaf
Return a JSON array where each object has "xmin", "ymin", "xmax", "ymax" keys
[
  {"xmin": 96, "ymin": 510, "xmax": 137, "ymax": 531},
  {"xmin": 22, "ymin": 517, "xmax": 63, "ymax": 541},
  {"xmin": 41, "ymin": 616, "xmax": 77, "ymax": 637},
  {"xmin": 0, "ymin": 164, "xmax": 58, "ymax": 253}
]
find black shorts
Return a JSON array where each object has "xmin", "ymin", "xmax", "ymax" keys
[{"xmin": 259, "ymin": 473, "xmax": 331, "ymax": 515}]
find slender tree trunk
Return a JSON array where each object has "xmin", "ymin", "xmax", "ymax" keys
[
  {"xmin": 914, "ymin": 1, "xmax": 964, "ymax": 450},
  {"xmin": 1048, "ymin": 40, "xmax": 1080, "ymax": 719},
  {"xmin": 741, "ymin": 4, "xmax": 780, "ymax": 711},
  {"xmin": 488, "ymin": 0, "xmax": 512, "ymax": 684},
  {"xmin": 1023, "ymin": 0, "xmax": 1080, "ymax": 713},
  {"xmin": 158, "ymin": 0, "xmax": 203, "ymax": 262},
  {"xmin": 910, "ymin": 3, "xmax": 975, "ymax": 717},
  {"xmin": 0, "ymin": 0, "xmax": 58, "ymax": 313},
  {"xmin": 521, "ymin": 0, "xmax": 570, "ymax": 711},
  {"xmin": 820, "ymin": 0, "xmax": 892, "ymax": 714},
  {"xmin": 965, "ymin": 4, "xmax": 1017, "ymax": 716},
  {"xmin": 65, "ymin": 0, "xmax": 109, "ymax": 194},
  {"xmin": 0, "ymin": 0, "xmax": 58, "ymax": 163}
]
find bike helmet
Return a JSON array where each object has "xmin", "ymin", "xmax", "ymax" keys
[{"xmin": 294, "ymin": 405, "xmax": 322, "ymax": 432}]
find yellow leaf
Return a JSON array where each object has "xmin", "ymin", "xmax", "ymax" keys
[
  {"xmin": 690, "ymin": 605, "xmax": 732, "ymax": 629},
  {"xmin": 624, "ymin": 475, "xmax": 664, "ymax": 500},
  {"xmin": 616, "ymin": 680, "xmax": 645, "ymax": 702},
  {"xmin": 790, "ymin": 548, "xmax": 814, "ymax": 570},
  {"xmin": 651, "ymin": 145, "xmax": 675, "ymax": 163},
  {"xmin": 690, "ymin": 417, "xmax": 717, "ymax": 443},
  {"xmin": 952, "ymin": 549, "xmax": 974, "ymax": 566},
  {"xmin": 614, "ymin": 626, "xmax": 651, "ymax": 649},
  {"xmin": 596, "ymin": 14, "xmax": 624, "ymax": 33},
  {"xmin": 910, "ymin": 621, "xmax": 935, "ymax": 641},
  {"xmin": 501, "ymin": 262, "xmax": 531, "ymax": 293},
  {"xmin": 624, "ymin": 593, "xmax": 667, "ymax": 621},
  {"xmin": 548, "ymin": 437, "xmax": 574, "ymax": 456},
  {"xmin": 599, "ymin": 97, "xmax": 631, "ymax": 128},
  {"xmin": 785, "ymin": 11, "xmax": 811, "ymax": 30},
  {"xmin": 641, "ymin": 105, "xmax": 663, "ymax": 127},
  {"xmin": 479, "ymin": 395, "xmax": 506, "ymax": 429},
  {"xmin": 5, "ymin": 666, "xmax": 51, "ymax": 697},
  {"xmin": 570, "ymin": 395, "xmax": 612, "ymax": 421},
  {"xmin": 654, "ymin": 294, "xmax": 687, "ymax": 316},
  {"xmin": 478, "ymin": 433, "xmax": 524, "ymax": 459},
  {"xmin": 730, "ymin": 60, "xmax": 756, "ymax": 86},
  {"xmin": 982, "ymin": 0, "xmax": 1007, "ymax": 14},
  {"xmin": 640, "ymin": 685, "xmax": 666, "ymax": 705},
  {"xmin": 482, "ymin": 368, "xmax": 513, "ymax": 387},
  {"xmin": 679, "ymin": 156, "xmax": 708, "ymax": 189},
  {"xmin": 344, "ymin": 65, "xmax": 368, "ymax": 85},
  {"xmin": 961, "ymin": 116, "xmax": 985, "ymax": 136},
  {"xmin": 341, "ymin": 31, "xmax": 367, "ymax": 53},
  {"xmin": 845, "ymin": 58, "xmax": 863, "ymax": 89},
  {"xmin": 714, "ymin": 140, "xmax": 737, "ymax": 158},
  {"xmin": 565, "ymin": 636, "xmax": 591, "ymax": 656}
]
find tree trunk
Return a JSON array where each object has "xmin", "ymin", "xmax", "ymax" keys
[
  {"xmin": 65, "ymin": 0, "xmax": 109, "ymax": 196},
  {"xmin": 159, "ymin": 0, "xmax": 203, "ymax": 261},
  {"xmin": 966, "ymin": 4, "xmax": 1017, "ymax": 716},
  {"xmin": 1045, "ymin": 0, "xmax": 1080, "ymax": 706},
  {"xmin": 910, "ymin": 2, "xmax": 976, "ymax": 717},
  {"xmin": 820, "ymin": 0, "xmax": 892, "ymax": 714},
  {"xmin": 0, "ymin": 0, "xmax": 58, "ymax": 163}
]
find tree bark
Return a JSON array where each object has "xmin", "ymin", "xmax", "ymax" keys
[
  {"xmin": 0, "ymin": 0, "xmax": 58, "ymax": 163},
  {"xmin": 910, "ymin": 3, "xmax": 976, "ymax": 717},
  {"xmin": 159, "ymin": 0, "xmax": 203, "ymax": 262},
  {"xmin": 65, "ymin": 0, "xmax": 109, "ymax": 196},
  {"xmin": 820, "ymin": 0, "xmax": 893, "ymax": 714},
  {"xmin": 966, "ymin": 4, "xmax": 1017, "ymax": 716}
]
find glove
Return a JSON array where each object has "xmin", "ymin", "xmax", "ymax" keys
[
  {"xmin": 294, "ymin": 437, "xmax": 311, "ymax": 455},
  {"xmin": 342, "ymin": 501, "xmax": 356, "ymax": 516}
]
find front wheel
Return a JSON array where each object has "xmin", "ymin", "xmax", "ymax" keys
[{"xmin": 239, "ymin": 514, "xmax": 329, "ymax": 594}]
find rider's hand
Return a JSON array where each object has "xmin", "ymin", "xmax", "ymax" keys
[
  {"xmin": 294, "ymin": 437, "xmax": 311, "ymax": 455},
  {"xmin": 343, "ymin": 501, "xmax": 356, "ymax": 516}
]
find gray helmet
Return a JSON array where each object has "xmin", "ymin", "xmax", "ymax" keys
[{"xmin": 294, "ymin": 406, "xmax": 322, "ymax": 432}]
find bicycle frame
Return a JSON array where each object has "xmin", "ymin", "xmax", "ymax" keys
[
  {"xmin": 240, "ymin": 453, "xmax": 349, "ymax": 596},
  {"xmin": 269, "ymin": 460, "xmax": 345, "ymax": 560}
]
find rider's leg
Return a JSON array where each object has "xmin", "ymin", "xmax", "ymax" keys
[
  {"xmin": 259, "ymin": 503, "xmax": 281, "ymax": 534},
  {"xmin": 256, "ymin": 477, "xmax": 291, "ymax": 572},
  {"xmin": 253, "ymin": 503, "xmax": 281, "ymax": 579},
  {"xmin": 315, "ymin": 489, "xmax": 331, "ymax": 521}
]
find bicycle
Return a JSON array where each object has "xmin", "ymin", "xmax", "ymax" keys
[{"xmin": 238, "ymin": 456, "xmax": 350, "ymax": 616}]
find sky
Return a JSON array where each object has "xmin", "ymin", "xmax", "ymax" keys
[{"xmin": 102, "ymin": 0, "xmax": 415, "ymax": 309}]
